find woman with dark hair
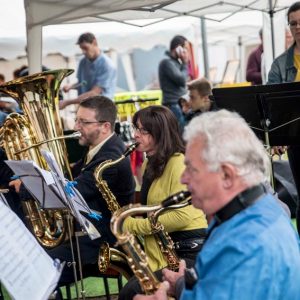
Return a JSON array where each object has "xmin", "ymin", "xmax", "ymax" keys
[{"xmin": 119, "ymin": 105, "xmax": 207, "ymax": 300}]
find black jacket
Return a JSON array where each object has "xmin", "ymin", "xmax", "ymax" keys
[
  {"xmin": 45, "ymin": 134, "xmax": 135, "ymax": 280},
  {"xmin": 72, "ymin": 133, "xmax": 135, "ymax": 237},
  {"xmin": 185, "ymin": 101, "xmax": 218, "ymax": 124}
]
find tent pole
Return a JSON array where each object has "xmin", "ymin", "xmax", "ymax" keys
[
  {"xmin": 26, "ymin": 24, "xmax": 43, "ymax": 74},
  {"xmin": 269, "ymin": 0, "xmax": 275, "ymax": 60},
  {"xmin": 201, "ymin": 17, "xmax": 210, "ymax": 80},
  {"xmin": 238, "ymin": 36, "xmax": 243, "ymax": 82}
]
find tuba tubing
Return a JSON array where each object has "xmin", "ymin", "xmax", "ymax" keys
[
  {"xmin": 14, "ymin": 131, "xmax": 81, "ymax": 154},
  {"xmin": 0, "ymin": 69, "xmax": 75, "ymax": 248}
]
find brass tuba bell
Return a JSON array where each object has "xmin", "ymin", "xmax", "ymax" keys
[{"xmin": 0, "ymin": 69, "xmax": 75, "ymax": 248}]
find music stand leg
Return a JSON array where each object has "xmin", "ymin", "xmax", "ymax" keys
[
  {"xmin": 75, "ymin": 232, "xmax": 86, "ymax": 300},
  {"xmin": 264, "ymin": 130, "xmax": 275, "ymax": 189},
  {"xmin": 66, "ymin": 213, "xmax": 80, "ymax": 300}
]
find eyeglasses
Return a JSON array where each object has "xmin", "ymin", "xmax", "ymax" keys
[
  {"xmin": 75, "ymin": 118, "xmax": 108, "ymax": 126},
  {"xmin": 132, "ymin": 125, "xmax": 149, "ymax": 135},
  {"xmin": 288, "ymin": 20, "xmax": 300, "ymax": 28}
]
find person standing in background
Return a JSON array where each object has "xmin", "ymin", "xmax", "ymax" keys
[
  {"xmin": 285, "ymin": 27, "xmax": 294, "ymax": 49},
  {"xmin": 246, "ymin": 29, "xmax": 263, "ymax": 85},
  {"xmin": 268, "ymin": 1, "xmax": 300, "ymax": 235},
  {"xmin": 158, "ymin": 35, "xmax": 190, "ymax": 129},
  {"xmin": 60, "ymin": 32, "xmax": 117, "ymax": 109}
]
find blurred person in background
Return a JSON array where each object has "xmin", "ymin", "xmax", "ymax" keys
[
  {"xmin": 158, "ymin": 35, "xmax": 190, "ymax": 130},
  {"xmin": 60, "ymin": 32, "xmax": 116, "ymax": 109},
  {"xmin": 246, "ymin": 29, "xmax": 263, "ymax": 85}
]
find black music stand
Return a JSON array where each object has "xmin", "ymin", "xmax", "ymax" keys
[
  {"xmin": 212, "ymin": 82, "xmax": 300, "ymax": 145},
  {"xmin": 211, "ymin": 81, "xmax": 300, "ymax": 187}
]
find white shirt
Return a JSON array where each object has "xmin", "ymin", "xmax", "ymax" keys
[{"xmin": 85, "ymin": 133, "xmax": 114, "ymax": 165}]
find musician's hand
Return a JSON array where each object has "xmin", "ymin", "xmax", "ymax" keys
[
  {"xmin": 180, "ymin": 48, "xmax": 189, "ymax": 64},
  {"xmin": 133, "ymin": 281, "xmax": 169, "ymax": 300},
  {"xmin": 59, "ymin": 100, "xmax": 69, "ymax": 110},
  {"xmin": 9, "ymin": 179, "xmax": 22, "ymax": 193},
  {"xmin": 62, "ymin": 84, "xmax": 72, "ymax": 93},
  {"xmin": 162, "ymin": 259, "xmax": 186, "ymax": 296}
]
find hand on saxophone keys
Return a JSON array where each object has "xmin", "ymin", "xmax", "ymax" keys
[
  {"xmin": 133, "ymin": 281, "xmax": 170, "ymax": 300},
  {"xmin": 162, "ymin": 259, "xmax": 186, "ymax": 296},
  {"xmin": 132, "ymin": 260, "xmax": 186, "ymax": 300}
]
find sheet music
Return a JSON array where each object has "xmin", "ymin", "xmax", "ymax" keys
[
  {"xmin": 0, "ymin": 200, "xmax": 63, "ymax": 300},
  {"xmin": 41, "ymin": 150, "xmax": 101, "ymax": 240},
  {"xmin": 5, "ymin": 160, "xmax": 66, "ymax": 209},
  {"xmin": 71, "ymin": 186, "xmax": 101, "ymax": 240},
  {"xmin": 5, "ymin": 152, "xmax": 101, "ymax": 240}
]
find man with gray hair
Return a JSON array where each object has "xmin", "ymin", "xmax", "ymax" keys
[{"xmin": 134, "ymin": 109, "xmax": 300, "ymax": 300}]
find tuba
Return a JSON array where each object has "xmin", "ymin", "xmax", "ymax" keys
[
  {"xmin": 111, "ymin": 190, "xmax": 191, "ymax": 294},
  {"xmin": 0, "ymin": 69, "xmax": 76, "ymax": 248},
  {"xmin": 94, "ymin": 142, "xmax": 138, "ymax": 278}
]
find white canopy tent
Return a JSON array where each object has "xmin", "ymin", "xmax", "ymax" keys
[
  {"xmin": 23, "ymin": 0, "xmax": 295, "ymax": 74},
  {"xmin": 24, "ymin": 0, "xmax": 174, "ymax": 73},
  {"xmin": 0, "ymin": 0, "xmax": 295, "ymax": 83}
]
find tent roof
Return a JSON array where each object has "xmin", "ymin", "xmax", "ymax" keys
[
  {"xmin": 25, "ymin": 0, "xmax": 294, "ymax": 27},
  {"xmin": 0, "ymin": 0, "xmax": 293, "ymax": 66},
  {"xmin": 0, "ymin": 1, "xmax": 264, "ymax": 60}
]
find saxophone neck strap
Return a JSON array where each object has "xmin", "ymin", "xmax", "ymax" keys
[
  {"xmin": 214, "ymin": 183, "xmax": 266, "ymax": 225},
  {"xmin": 184, "ymin": 183, "xmax": 267, "ymax": 291}
]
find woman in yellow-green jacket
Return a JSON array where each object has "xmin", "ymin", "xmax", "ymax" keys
[{"xmin": 119, "ymin": 105, "xmax": 207, "ymax": 300}]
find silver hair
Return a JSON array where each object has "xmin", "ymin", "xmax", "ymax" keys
[{"xmin": 183, "ymin": 109, "xmax": 270, "ymax": 186}]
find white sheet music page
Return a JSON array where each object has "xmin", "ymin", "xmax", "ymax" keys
[
  {"xmin": 5, "ymin": 160, "xmax": 66, "ymax": 209},
  {"xmin": 0, "ymin": 200, "xmax": 63, "ymax": 300}
]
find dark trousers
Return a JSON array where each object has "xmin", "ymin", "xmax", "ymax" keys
[
  {"xmin": 287, "ymin": 146, "xmax": 300, "ymax": 234},
  {"xmin": 163, "ymin": 103, "xmax": 185, "ymax": 131},
  {"xmin": 118, "ymin": 258, "xmax": 195, "ymax": 300}
]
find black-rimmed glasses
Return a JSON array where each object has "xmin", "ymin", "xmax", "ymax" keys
[
  {"xmin": 289, "ymin": 20, "xmax": 300, "ymax": 28},
  {"xmin": 75, "ymin": 118, "xmax": 108, "ymax": 126},
  {"xmin": 132, "ymin": 125, "xmax": 150, "ymax": 135}
]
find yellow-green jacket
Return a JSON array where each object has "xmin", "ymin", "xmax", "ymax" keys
[{"xmin": 123, "ymin": 153, "xmax": 207, "ymax": 271}]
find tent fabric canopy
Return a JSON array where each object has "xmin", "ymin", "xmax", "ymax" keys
[
  {"xmin": 24, "ymin": 0, "xmax": 175, "ymax": 27},
  {"xmin": 19, "ymin": 0, "xmax": 298, "ymax": 73},
  {"xmin": 25, "ymin": 0, "xmax": 293, "ymax": 27}
]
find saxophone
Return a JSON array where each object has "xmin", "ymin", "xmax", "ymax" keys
[
  {"xmin": 111, "ymin": 190, "xmax": 191, "ymax": 294},
  {"xmin": 0, "ymin": 69, "xmax": 77, "ymax": 248},
  {"xmin": 149, "ymin": 192, "xmax": 192, "ymax": 271},
  {"xmin": 93, "ymin": 142, "xmax": 138, "ymax": 278}
]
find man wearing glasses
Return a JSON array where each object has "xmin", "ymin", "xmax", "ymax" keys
[
  {"xmin": 268, "ymin": 2, "xmax": 299, "ymax": 83},
  {"xmin": 48, "ymin": 95, "xmax": 135, "ymax": 298},
  {"xmin": 268, "ymin": 1, "xmax": 300, "ymax": 235}
]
